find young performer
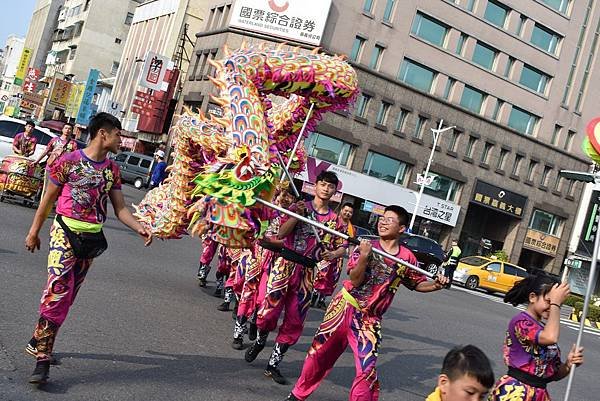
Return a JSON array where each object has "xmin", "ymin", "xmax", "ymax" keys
[
  {"xmin": 245, "ymin": 171, "xmax": 347, "ymax": 385},
  {"xmin": 285, "ymin": 205, "xmax": 448, "ymax": 401},
  {"xmin": 197, "ymin": 236, "xmax": 219, "ymax": 287},
  {"xmin": 488, "ymin": 275, "xmax": 584, "ymax": 401},
  {"xmin": 12, "ymin": 119, "xmax": 38, "ymax": 157},
  {"xmin": 24, "ymin": 113, "xmax": 152, "ymax": 384},
  {"xmin": 426, "ymin": 345, "xmax": 494, "ymax": 401}
]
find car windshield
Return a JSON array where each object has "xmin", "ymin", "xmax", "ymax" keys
[{"xmin": 460, "ymin": 256, "xmax": 489, "ymax": 266}]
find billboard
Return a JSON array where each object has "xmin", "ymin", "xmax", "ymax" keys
[
  {"xmin": 139, "ymin": 51, "xmax": 169, "ymax": 91},
  {"xmin": 48, "ymin": 78, "xmax": 73, "ymax": 108},
  {"xmin": 13, "ymin": 48, "xmax": 32, "ymax": 86},
  {"xmin": 229, "ymin": 0, "xmax": 332, "ymax": 46},
  {"xmin": 76, "ymin": 69, "xmax": 100, "ymax": 125}
]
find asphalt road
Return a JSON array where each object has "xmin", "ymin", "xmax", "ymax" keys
[{"xmin": 1, "ymin": 185, "xmax": 598, "ymax": 401}]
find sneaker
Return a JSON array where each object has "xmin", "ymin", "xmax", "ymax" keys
[
  {"xmin": 198, "ymin": 278, "xmax": 207, "ymax": 287},
  {"xmin": 317, "ymin": 299, "xmax": 327, "ymax": 310},
  {"xmin": 244, "ymin": 341, "xmax": 265, "ymax": 363},
  {"xmin": 213, "ymin": 287, "xmax": 223, "ymax": 297},
  {"xmin": 265, "ymin": 365, "xmax": 288, "ymax": 385},
  {"xmin": 248, "ymin": 322, "xmax": 257, "ymax": 341},
  {"xmin": 28, "ymin": 360, "xmax": 50, "ymax": 384},
  {"xmin": 25, "ymin": 340, "xmax": 58, "ymax": 365},
  {"xmin": 217, "ymin": 301, "xmax": 230, "ymax": 311},
  {"xmin": 231, "ymin": 337, "xmax": 244, "ymax": 350},
  {"xmin": 284, "ymin": 394, "xmax": 301, "ymax": 401}
]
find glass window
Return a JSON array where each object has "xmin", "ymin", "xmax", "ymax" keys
[
  {"xmin": 411, "ymin": 12, "xmax": 448, "ymax": 47},
  {"xmin": 508, "ymin": 106, "xmax": 539, "ymax": 135},
  {"xmin": 125, "ymin": 12, "xmax": 134, "ymax": 25},
  {"xmin": 520, "ymin": 64, "xmax": 550, "ymax": 94},
  {"xmin": 456, "ymin": 33, "xmax": 468, "ymax": 55},
  {"xmin": 540, "ymin": 0, "xmax": 570, "ymax": 14},
  {"xmin": 423, "ymin": 172, "xmax": 461, "ymax": 201},
  {"xmin": 0, "ymin": 121, "xmax": 21, "ymax": 139},
  {"xmin": 395, "ymin": 109, "xmax": 409, "ymax": 131},
  {"xmin": 551, "ymin": 124, "xmax": 561, "ymax": 146},
  {"xmin": 516, "ymin": 15, "xmax": 526, "ymax": 36},
  {"xmin": 460, "ymin": 85, "xmax": 486, "ymax": 114},
  {"xmin": 350, "ymin": 36, "xmax": 366, "ymax": 62},
  {"xmin": 567, "ymin": 180, "xmax": 575, "ymax": 196},
  {"xmin": 398, "ymin": 59, "xmax": 437, "ymax": 93},
  {"xmin": 515, "ymin": 268, "xmax": 529, "ymax": 278},
  {"xmin": 305, "ymin": 132, "xmax": 354, "ymax": 166},
  {"xmin": 461, "ymin": 256, "xmax": 488, "ymax": 266},
  {"xmin": 553, "ymin": 175, "xmax": 563, "ymax": 192},
  {"xmin": 480, "ymin": 142, "xmax": 493, "ymax": 164},
  {"xmin": 362, "ymin": 151, "xmax": 409, "ymax": 185},
  {"xmin": 466, "ymin": 0, "xmax": 476, "ymax": 11},
  {"xmin": 369, "ymin": 44, "xmax": 385, "ymax": 70},
  {"xmin": 140, "ymin": 159, "xmax": 152, "ymax": 169},
  {"xmin": 376, "ymin": 102, "xmax": 391, "ymax": 125},
  {"xmin": 448, "ymin": 129, "xmax": 461, "ymax": 152},
  {"xmin": 355, "ymin": 94, "xmax": 371, "ymax": 118},
  {"xmin": 484, "ymin": 0, "xmax": 509, "ymax": 28},
  {"xmin": 413, "ymin": 115, "xmax": 428, "ymax": 138},
  {"xmin": 32, "ymin": 130, "xmax": 52, "ymax": 146},
  {"xmin": 465, "ymin": 136, "xmax": 478, "ymax": 158},
  {"xmin": 504, "ymin": 57, "xmax": 515, "ymax": 78},
  {"xmin": 492, "ymin": 100, "xmax": 504, "ymax": 121},
  {"xmin": 526, "ymin": 160, "xmax": 538, "ymax": 181},
  {"xmin": 531, "ymin": 23, "xmax": 560, "ymax": 54},
  {"xmin": 503, "ymin": 264, "xmax": 517, "ymax": 276},
  {"xmin": 115, "ymin": 153, "xmax": 127, "ymax": 162},
  {"xmin": 497, "ymin": 148, "xmax": 509, "ymax": 170},
  {"xmin": 486, "ymin": 262, "xmax": 502, "ymax": 273},
  {"xmin": 442, "ymin": 78, "xmax": 456, "ymax": 100},
  {"xmin": 564, "ymin": 130, "xmax": 576, "ymax": 151},
  {"xmin": 512, "ymin": 154, "xmax": 523, "ymax": 176},
  {"xmin": 127, "ymin": 156, "xmax": 140, "ymax": 166},
  {"xmin": 529, "ymin": 209, "xmax": 562, "ymax": 236},
  {"xmin": 383, "ymin": 0, "xmax": 396, "ymax": 22},
  {"xmin": 472, "ymin": 41, "xmax": 497, "ymax": 70},
  {"xmin": 363, "ymin": 0, "xmax": 374, "ymax": 13},
  {"xmin": 541, "ymin": 165, "xmax": 552, "ymax": 186}
]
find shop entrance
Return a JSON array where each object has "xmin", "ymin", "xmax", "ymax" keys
[
  {"xmin": 459, "ymin": 203, "xmax": 518, "ymax": 256},
  {"xmin": 518, "ymin": 248, "xmax": 554, "ymax": 271}
]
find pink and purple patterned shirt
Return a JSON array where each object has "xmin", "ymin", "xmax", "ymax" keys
[
  {"xmin": 49, "ymin": 150, "xmax": 122, "ymax": 224},
  {"xmin": 13, "ymin": 132, "xmax": 38, "ymax": 157}
]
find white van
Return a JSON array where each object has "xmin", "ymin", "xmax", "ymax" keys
[{"xmin": 0, "ymin": 116, "xmax": 56, "ymax": 162}]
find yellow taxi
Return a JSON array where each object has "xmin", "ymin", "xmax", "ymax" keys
[{"xmin": 452, "ymin": 256, "xmax": 528, "ymax": 294}]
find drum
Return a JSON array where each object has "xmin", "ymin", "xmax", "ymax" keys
[{"xmin": 0, "ymin": 155, "xmax": 43, "ymax": 198}]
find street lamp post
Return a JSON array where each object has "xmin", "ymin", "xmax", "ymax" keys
[{"xmin": 408, "ymin": 119, "xmax": 456, "ymax": 232}]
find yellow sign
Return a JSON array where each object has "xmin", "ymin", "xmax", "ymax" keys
[
  {"xmin": 523, "ymin": 229, "xmax": 560, "ymax": 256},
  {"xmin": 13, "ymin": 48, "xmax": 32, "ymax": 86},
  {"xmin": 65, "ymin": 84, "xmax": 85, "ymax": 117},
  {"xmin": 49, "ymin": 78, "xmax": 73, "ymax": 108}
]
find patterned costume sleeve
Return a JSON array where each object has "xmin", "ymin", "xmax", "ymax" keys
[
  {"xmin": 12, "ymin": 133, "xmax": 22, "ymax": 151},
  {"xmin": 514, "ymin": 317, "xmax": 541, "ymax": 346},
  {"xmin": 400, "ymin": 253, "xmax": 427, "ymax": 291},
  {"xmin": 48, "ymin": 154, "xmax": 69, "ymax": 186},
  {"xmin": 110, "ymin": 161, "xmax": 122, "ymax": 191},
  {"xmin": 347, "ymin": 246, "xmax": 361, "ymax": 273}
]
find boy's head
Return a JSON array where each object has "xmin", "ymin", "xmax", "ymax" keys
[
  {"xmin": 62, "ymin": 122, "xmax": 74, "ymax": 138},
  {"xmin": 277, "ymin": 181, "xmax": 299, "ymax": 208},
  {"xmin": 24, "ymin": 120, "xmax": 35, "ymax": 133},
  {"xmin": 377, "ymin": 205, "xmax": 408, "ymax": 240},
  {"xmin": 314, "ymin": 171, "xmax": 338, "ymax": 202},
  {"xmin": 88, "ymin": 112, "xmax": 122, "ymax": 153},
  {"xmin": 438, "ymin": 345, "xmax": 494, "ymax": 401}
]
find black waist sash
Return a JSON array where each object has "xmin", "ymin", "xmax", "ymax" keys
[{"xmin": 507, "ymin": 367, "xmax": 552, "ymax": 389}]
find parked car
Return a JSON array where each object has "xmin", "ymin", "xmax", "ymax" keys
[
  {"xmin": 357, "ymin": 232, "xmax": 445, "ymax": 274},
  {"xmin": 353, "ymin": 225, "xmax": 374, "ymax": 237},
  {"xmin": 0, "ymin": 116, "xmax": 56, "ymax": 162},
  {"xmin": 453, "ymin": 256, "xmax": 528, "ymax": 294},
  {"xmin": 112, "ymin": 151, "xmax": 156, "ymax": 189}
]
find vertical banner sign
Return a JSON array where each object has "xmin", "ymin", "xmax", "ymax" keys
[
  {"xmin": 65, "ymin": 84, "xmax": 85, "ymax": 117},
  {"xmin": 23, "ymin": 68, "xmax": 41, "ymax": 93},
  {"xmin": 139, "ymin": 51, "xmax": 169, "ymax": 91},
  {"xmin": 13, "ymin": 48, "xmax": 32, "ymax": 86},
  {"xmin": 76, "ymin": 69, "xmax": 100, "ymax": 125},
  {"xmin": 48, "ymin": 78, "xmax": 73, "ymax": 107}
]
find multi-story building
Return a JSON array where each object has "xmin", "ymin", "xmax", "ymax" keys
[
  {"xmin": 178, "ymin": 0, "xmax": 598, "ymax": 274},
  {"xmin": 23, "ymin": 0, "xmax": 65, "ymax": 75},
  {"xmin": 44, "ymin": 0, "xmax": 143, "ymax": 82},
  {"xmin": 109, "ymin": 0, "xmax": 206, "ymax": 148},
  {"xmin": 0, "ymin": 35, "xmax": 25, "ymax": 100}
]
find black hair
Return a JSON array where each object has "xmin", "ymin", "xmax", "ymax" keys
[
  {"xmin": 283, "ymin": 182, "xmax": 300, "ymax": 198},
  {"xmin": 316, "ymin": 170, "xmax": 339, "ymax": 186},
  {"xmin": 63, "ymin": 121, "xmax": 74, "ymax": 129},
  {"xmin": 342, "ymin": 202, "xmax": 354, "ymax": 209},
  {"xmin": 442, "ymin": 345, "xmax": 495, "ymax": 389},
  {"xmin": 504, "ymin": 273, "xmax": 559, "ymax": 306},
  {"xmin": 384, "ymin": 205, "xmax": 409, "ymax": 226},
  {"xmin": 25, "ymin": 119, "xmax": 35, "ymax": 127},
  {"xmin": 88, "ymin": 112, "xmax": 122, "ymax": 140}
]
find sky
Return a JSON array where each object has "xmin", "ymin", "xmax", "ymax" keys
[{"xmin": 0, "ymin": 0, "xmax": 37, "ymax": 47}]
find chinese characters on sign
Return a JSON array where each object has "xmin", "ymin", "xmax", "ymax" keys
[
  {"xmin": 23, "ymin": 68, "xmax": 41, "ymax": 93},
  {"xmin": 229, "ymin": 0, "xmax": 331, "ymax": 46},
  {"xmin": 139, "ymin": 52, "xmax": 169, "ymax": 91},
  {"xmin": 13, "ymin": 48, "xmax": 32, "ymax": 86},
  {"xmin": 472, "ymin": 180, "xmax": 527, "ymax": 219},
  {"xmin": 523, "ymin": 229, "xmax": 560, "ymax": 256},
  {"xmin": 76, "ymin": 69, "xmax": 100, "ymax": 125},
  {"xmin": 48, "ymin": 78, "xmax": 73, "ymax": 108},
  {"xmin": 422, "ymin": 201, "xmax": 455, "ymax": 223}
]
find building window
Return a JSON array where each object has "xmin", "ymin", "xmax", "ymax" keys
[
  {"xmin": 115, "ymin": 38, "xmax": 121, "ymax": 44},
  {"xmin": 68, "ymin": 48, "xmax": 76, "ymax": 60},
  {"xmin": 540, "ymin": 0, "xmax": 570, "ymax": 14},
  {"xmin": 541, "ymin": 165, "xmax": 552, "ymax": 187},
  {"xmin": 566, "ymin": 179, "xmax": 575, "ymax": 197},
  {"xmin": 508, "ymin": 106, "xmax": 539, "ymax": 135},
  {"xmin": 504, "ymin": 57, "xmax": 515, "ymax": 78},
  {"xmin": 456, "ymin": 33, "xmax": 468, "ymax": 55},
  {"xmin": 472, "ymin": 41, "xmax": 498, "ymax": 70},
  {"xmin": 553, "ymin": 175, "xmax": 563, "ymax": 192},
  {"xmin": 350, "ymin": 36, "xmax": 366, "ymax": 62},
  {"xmin": 305, "ymin": 132, "xmax": 354, "ymax": 166},
  {"xmin": 362, "ymin": 151, "xmax": 409, "ymax": 185},
  {"xmin": 448, "ymin": 129, "xmax": 461, "ymax": 152},
  {"xmin": 465, "ymin": 135, "xmax": 478, "ymax": 158},
  {"xmin": 125, "ymin": 12, "xmax": 134, "ymax": 25},
  {"xmin": 531, "ymin": 23, "xmax": 561, "ymax": 54},
  {"xmin": 529, "ymin": 209, "xmax": 562, "ymax": 236},
  {"xmin": 395, "ymin": 108, "xmax": 409, "ymax": 131},
  {"xmin": 564, "ymin": 130, "xmax": 576, "ymax": 151},
  {"xmin": 363, "ymin": 0, "xmax": 374, "ymax": 13},
  {"xmin": 413, "ymin": 115, "xmax": 428, "ymax": 139},
  {"xmin": 442, "ymin": 78, "xmax": 456, "ymax": 100},
  {"xmin": 492, "ymin": 100, "xmax": 504, "ymax": 121},
  {"xmin": 520, "ymin": 64, "xmax": 550, "ymax": 94},
  {"xmin": 551, "ymin": 125, "xmax": 562, "ymax": 146},
  {"xmin": 512, "ymin": 154, "xmax": 523, "ymax": 176},
  {"xmin": 526, "ymin": 160, "xmax": 538, "ymax": 181},
  {"xmin": 484, "ymin": 0, "xmax": 510, "ymax": 28},
  {"xmin": 423, "ymin": 172, "xmax": 461, "ymax": 202},
  {"xmin": 496, "ymin": 148, "xmax": 509, "ymax": 170},
  {"xmin": 369, "ymin": 44, "xmax": 385, "ymax": 70},
  {"xmin": 355, "ymin": 94, "xmax": 372, "ymax": 118},
  {"xmin": 398, "ymin": 59, "xmax": 437, "ymax": 93},
  {"xmin": 480, "ymin": 142, "xmax": 493, "ymax": 164},
  {"xmin": 376, "ymin": 101, "xmax": 391, "ymax": 125},
  {"xmin": 111, "ymin": 61, "xmax": 119, "ymax": 75},
  {"xmin": 460, "ymin": 85, "xmax": 486, "ymax": 114},
  {"xmin": 383, "ymin": 0, "xmax": 396, "ymax": 22},
  {"xmin": 516, "ymin": 15, "xmax": 527, "ymax": 36},
  {"xmin": 84, "ymin": 0, "xmax": 91, "ymax": 11},
  {"xmin": 411, "ymin": 12, "xmax": 449, "ymax": 47}
]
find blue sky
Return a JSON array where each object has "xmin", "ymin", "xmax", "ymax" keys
[{"xmin": 0, "ymin": 0, "xmax": 37, "ymax": 46}]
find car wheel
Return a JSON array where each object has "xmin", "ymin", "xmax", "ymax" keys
[
  {"xmin": 426, "ymin": 263, "xmax": 439, "ymax": 275},
  {"xmin": 134, "ymin": 178, "xmax": 144, "ymax": 189},
  {"xmin": 465, "ymin": 276, "xmax": 479, "ymax": 290}
]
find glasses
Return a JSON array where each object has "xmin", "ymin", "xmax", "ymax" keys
[{"xmin": 378, "ymin": 216, "xmax": 398, "ymax": 224}]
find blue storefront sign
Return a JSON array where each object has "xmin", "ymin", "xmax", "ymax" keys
[{"xmin": 76, "ymin": 69, "xmax": 99, "ymax": 125}]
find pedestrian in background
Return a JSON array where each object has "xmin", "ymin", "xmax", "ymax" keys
[
  {"xmin": 35, "ymin": 122, "xmax": 78, "ymax": 199},
  {"xmin": 12, "ymin": 119, "xmax": 38, "ymax": 157},
  {"xmin": 24, "ymin": 113, "xmax": 152, "ymax": 385},
  {"xmin": 443, "ymin": 239, "xmax": 461, "ymax": 288},
  {"xmin": 149, "ymin": 150, "xmax": 167, "ymax": 189}
]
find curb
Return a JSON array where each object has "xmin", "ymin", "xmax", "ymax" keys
[{"xmin": 570, "ymin": 311, "xmax": 600, "ymax": 329}]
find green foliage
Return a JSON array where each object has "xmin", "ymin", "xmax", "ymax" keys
[
  {"xmin": 563, "ymin": 294, "xmax": 584, "ymax": 307},
  {"xmin": 574, "ymin": 301, "xmax": 600, "ymax": 322},
  {"xmin": 487, "ymin": 250, "xmax": 509, "ymax": 262}
]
